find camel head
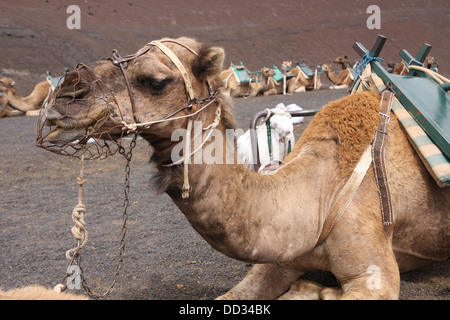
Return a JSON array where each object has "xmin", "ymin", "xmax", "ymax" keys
[
  {"xmin": 261, "ymin": 67, "xmax": 276, "ymax": 78},
  {"xmin": 333, "ymin": 55, "xmax": 350, "ymax": 69},
  {"xmin": 281, "ymin": 61, "xmax": 293, "ymax": 73},
  {"xmin": 0, "ymin": 78, "xmax": 15, "ymax": 94},
  {"xmin": 0, "ymin": 78, "xmax": 16, "ymax": 107},
  {"xmin": 37, "ymin": 37, "xmax": 227, "ymax": 159},
  {"xmin": 424, "ymin": 56, "xmax": 435, "ymax": 69},
  {"xmin": 321, "ymin": 64, "xmax": 331, "ymax": 72}
]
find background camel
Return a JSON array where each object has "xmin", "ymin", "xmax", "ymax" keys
[
  {"xmin": 0, "ymin": 78, "xmax": 51, "ymax": 115},
  {"xmin": 219, "ymin": 66, "xmax": 274, "ymax": 98},
  {"xmin": 392, "ymin": 56, "xmax": 437, "ymax": 75},
  {"xmin": 282, "ymin": 61, "xmax": 321, "ymax": 92},
  {"xmin": 263, "ymin": 72, "xmax": 306, "ymax": 95},
  {"xmin": 38, "ymin": 37, "xmax": 449, "ymax": 300},
  {"xmin": 321, "ymin": 63, "xmax": 354, "ymax": 89}
]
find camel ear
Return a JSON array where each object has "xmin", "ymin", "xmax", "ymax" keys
[{"xmin": 192, "ymin": 47, "xmax": 224, "ymax": 81}]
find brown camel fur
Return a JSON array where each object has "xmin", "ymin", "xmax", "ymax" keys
[
  {"xmin": 0, "ymin": 285, "xmax": 88, "ymax": 300},
  {"xmin": 219, "ymin": 66, "xmax": 274, "ymax": 97},
  {"xmin": 40, "ymin": 37, "xmax": 449, "ymax": 300},
  {"xmin": 0, "ymin": 78, "xmax": 51, "ymax": 113},
  {"xmin": 322, "ymin": 63, "xmax": 354, "ymax": 89}
]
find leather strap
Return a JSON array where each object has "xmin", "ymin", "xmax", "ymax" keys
[
  {"xmin": 108, "ymin": 40, "xmax": 198, "ymax": 114},
  {"xmin": 372, "ymin": 90, "xmax": 394, "ymax": 236},
  {"xmin": 149, "ymin": 41, "xmax": 196, "ymax": 101},
  {"xmin": 317, "ymin": 144, "xmax": 373, "ymax": 245},
  {"xmin": 317, "ymin": 91, "xmax": 395, "ymax": 245}
]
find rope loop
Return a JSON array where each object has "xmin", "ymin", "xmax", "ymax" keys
[{"xmin": 355, "ymin": 53, "xmax": 383, "ymax": 76}]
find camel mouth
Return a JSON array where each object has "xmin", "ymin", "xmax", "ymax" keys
[{"xmin": 37, "ymin": 100, "xmax": 124, "ymax": 159}]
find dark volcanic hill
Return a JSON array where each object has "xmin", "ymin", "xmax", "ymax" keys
[{"xmin": 1, "ymin": 0, "xmax": 449, "ymax": 92}]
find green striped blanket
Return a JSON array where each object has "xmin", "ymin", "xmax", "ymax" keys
[{"xmin": 370, "ymin": 73, "xmax": 450, "ymax": 187}]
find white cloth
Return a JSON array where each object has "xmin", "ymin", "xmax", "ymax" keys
[{"xmin": 238, "ymin": 103, "xmax": 302, "ymax": 170}]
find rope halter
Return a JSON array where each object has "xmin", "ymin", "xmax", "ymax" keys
[{"xmin": 108, "ymin": 40, "xmax": 221, "ymax": 199}]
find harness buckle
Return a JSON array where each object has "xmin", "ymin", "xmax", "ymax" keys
[
  {"xmin": 110, "ymin": 49, "xmax": 128, "ymax": 68},
  {"xmin": 379, "ymin": 111, "xmax": 390, "ymax": 123}
]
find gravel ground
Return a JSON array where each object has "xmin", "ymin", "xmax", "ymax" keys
[{"xmin": 0, "ymin": 88, "xmax": 448, "ymax": 300}]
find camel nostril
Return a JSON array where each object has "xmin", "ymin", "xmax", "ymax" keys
[
  {"xmin": 43, "ymin": 108, "xmax": 63, "ymax": 126},
  {"xmin": 56, "ymin": 81, "xmax": 91, "ymax": 100}
]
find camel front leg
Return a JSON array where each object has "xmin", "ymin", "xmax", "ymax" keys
[
  {"xmin": 325, "ymin": 215, "xmax": 401, "ymax": 299},
  {"xmin": 216, "ymin": 263, "xmax": 301, "ymax": 300},
  {"xmin": 338, "ymin": 262, "xmax": 400, "ymax": 300}
]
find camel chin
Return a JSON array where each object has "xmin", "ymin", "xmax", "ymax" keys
[
  {"xmin": 46, "ymin": 127, "xmax": 86, "ymax": 144},
  {"xmin": 45, "ymin": 127, "xmax": 97, "ymax": 145}
]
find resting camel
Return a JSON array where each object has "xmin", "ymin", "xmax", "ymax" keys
[
  {"xmin": 322, "ymin": 63, "xmax": 354, "ymax": 89},
  {"xmin": 0, "ymin": 78, "xmax": 51, "ymax": 115},
  {"xmin": 392, "ymin": 56, "xmax": 437, "ymax": 75},
  {"xmin": 219, "ymin": 66, "xmax": 274, "ymax": 98},
  {"xmin": 263, "ymin": 72, "xmax": 306, "ymax": 96},
  {"xmin": 38, "ymin": 37, "xmax": 449, "ymax": 300},
  {"xmin": 282, "ymin": 62, "xmax": 321, "ymax": 92}
]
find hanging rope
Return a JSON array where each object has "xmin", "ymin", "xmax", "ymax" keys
[
  {"xmin": 355, "ymin": 53, "xmax": 383, "ymax": 76},
  {"xmin": 65, "ymin": 155, "xmax": 89, "ymax": 260},
  {"xmin": 54, "ymin": 133, "xmax": 138, "ymax": 298}
]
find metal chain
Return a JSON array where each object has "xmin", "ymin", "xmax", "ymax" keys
[{"xmin": 60, "ymin": 132, "xmax": 138, "ymax": 299}]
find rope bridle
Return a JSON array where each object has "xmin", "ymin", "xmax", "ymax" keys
[
  {"xmin": 54, "ymin": 40, "xmax": 222, "ymax": 298},
  {"xmin": 108, "ymin": 40, "xmax": 222, "ymax": 200}
]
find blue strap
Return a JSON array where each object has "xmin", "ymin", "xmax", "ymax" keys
[{"xmin": 355, "ymin": 53, "xmax": 383, "ymax": 75}]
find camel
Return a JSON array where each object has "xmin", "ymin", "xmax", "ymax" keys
[
  {"xmin": 263, "ymin": 69, "xmax": 307, "ymax": 96},
  {"xmin": 0, "ymin": 285, "xmax": 87, "ymax": 300},
  {"xmin": 38, "ymin": 37, "xmax": 449, "ymax": 300},
  {"xmin": 281, "ymin": 61, "xmax": 321, "ymax": 93},
  {"xmin": 392, "ymin": 56, "xmax": 437, "ymax": 75},
  {"xmin": 321, "ymin": 63, "xmax": 354, "ymax": 89},
  {"xmin": 219, "ymin": 66, "xmax": 274, "ymax": 98},
  {"xmin": 0, "ymin": 77, "xmax": 51, "ymax": 116}
]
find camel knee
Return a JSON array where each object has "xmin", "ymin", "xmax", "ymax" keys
[
  {"xmin": 216, "ymin": 263, "xmax": 301, "ymax": 300},
  {"xmin": 340, "ymin": 275, "xmax": 400, "ymax": 300}
]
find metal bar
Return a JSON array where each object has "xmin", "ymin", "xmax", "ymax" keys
[
  {"xmin": 369, "ymin": 34, "xmax": 387, "ymax": 58},
  {"xmin": 353, "ymin": 34, "xmax": 387, "ymax": 58},
  {"xmin": 249, "ymin": 109, "xmax": 320, "ymax": 171},
  {"xmin": 416, "ymin": 43, "xmax": 432, "ymax": 64}
]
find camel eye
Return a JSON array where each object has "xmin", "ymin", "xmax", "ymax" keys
[{"xmin": 138, "ymin": 76, "xmax": 171, "ymax": 93}]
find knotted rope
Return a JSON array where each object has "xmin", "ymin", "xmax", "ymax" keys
[
  {"xmin": 54, "ymin": 155, "xmax": 89, "ymax": 293},
  {"xmin": 65, "ymin": 155, "xmax": 89, "ymax": 260},
  {"xmin": 355, "ymin": 53, "xmax": 383, "ymax": 76}
]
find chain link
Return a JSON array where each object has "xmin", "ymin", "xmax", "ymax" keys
[{"xmin": 62, "ymin": 132, "xmax": 138, "ymax": 299}]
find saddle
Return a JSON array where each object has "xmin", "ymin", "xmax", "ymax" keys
[{"xmin": 357, "ymin": 68, "xmax": 450, "ymax": 187}]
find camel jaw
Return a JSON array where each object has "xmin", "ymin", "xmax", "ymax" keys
[{"xmin": 37, "ymin": 102, "xmax": 124, "ymax": 159}]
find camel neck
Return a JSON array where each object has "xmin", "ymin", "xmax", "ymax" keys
[
  {"xmin": 325, "ymin": 68, "xmax": 339, "ymax": 84},
  {"xmin": 157, "ymin": 126, "xmax": 331, "ymax": 263},
  {"xmin": 6, "ymin": 83, "xmax": 48, "ymax": 112}
]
